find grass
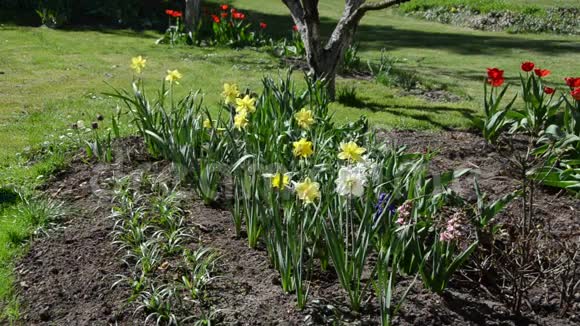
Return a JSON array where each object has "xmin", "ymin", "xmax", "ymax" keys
[{"xmin": 0, "ymin": 0, "xmax": 579, "ymax": 320}]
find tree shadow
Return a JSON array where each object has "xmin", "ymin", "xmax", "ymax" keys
[
  {"xmin": 338, "ymin": 96, "xmax": 479, "ymax": 130},
  {"xmin": 243, "ymin": 8, "xmax": 579, "ymax": 57},
  {"xmin": 440, "ymin": 290, "xmax": 536, "ymax": 326},
  {"xmin": 4, "ymin": 4, "xmax": 577, "ymax": 58}
]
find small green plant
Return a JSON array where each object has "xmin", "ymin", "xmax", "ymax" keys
[
  {"xmin": 137, "ymin": 284, "xmax": 180, "ymax": 325},
  {"xmin": 341, "ymin": 44, "xmax": 362, "ymax": 74},
  {"xmin": 16, "ymin": 193, "xmax": 67, "ymax": 233},
  {"xmin": 85, "ymin": 127, "xmax": 113, "ymax": 163},
  {"xmin": 181, "ymin": 247, "xmax": 219, "ymax": 301}
]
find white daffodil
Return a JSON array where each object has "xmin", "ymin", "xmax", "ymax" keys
[
  {"xmin": 355, "ymin": 155, "xmax": 380, "ymax": 181},
  {"xmin": 335, "ymin": 166, "xmax": 367, "ymax": 197}
]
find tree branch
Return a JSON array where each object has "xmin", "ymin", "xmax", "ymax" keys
[{"xmin": 281, "ymin": 0, "xmax": 305, "ymax": 24}]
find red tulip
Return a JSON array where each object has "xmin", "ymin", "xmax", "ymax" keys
[
  {"xmin": 534, "ymin": 68, "xmax": 550, "ymax": 78},
  {"xmin": 488, "ymin": 77, "xmax": 505, "ymax": 87},
  {"xmin": 260, "ymin": 22, "xmax": 267, "ymax": 29},
  {"xmin": 572, "ymin": 88, "xmax": 580, "ymax": 101},
  {"xmin": 292, "ymin": 25, "xmax": 299, "ymax": 32},
  {"xmin": 543, "ymin": 86, "xmax": 555, "ymax": 95},
  {"xmin": 173, "ymin": 11, "xmax": 183, "ymax": 18},
  {"xmin": 232, "ymin": 12, "xmax": 245, "ymax": 20},
  {"xmin": 521, "ymin": 61, "xmax": 534, "ymax": 72},
  {"xmin": 487, "ymin": 68, "xmax": 504, "ymax": 80},
  {"xmin": 220, "ymin": 4, "xmax": 229, "ymax": 11},
  {"xmin": 486, "ymin": 68, "xmax": 504, "ymax": 87},
  {"xmin": 165, "ymin": 9, "xmax": 175, "ymax": 16},
  {"xmin": 211, "ymin": 14, "xmax": 220, "ymax": 23},
  {"xmin": 221, "ymin": 12, "xmax": 228, "ymax": 18},
  {"xmin": 564, "ymin": 77, "xmax": 580, "ymax": 88}
]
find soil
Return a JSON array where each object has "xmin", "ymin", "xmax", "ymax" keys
[{"xmin": 13, "ymin": 131, "xmax": 580, "ymax": 325}]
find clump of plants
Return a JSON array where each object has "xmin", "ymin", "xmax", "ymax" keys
[
  {"xmin": 476, "ymin": 62, "xmax": 580, "ymax": 314},
  {"xmin": 109, "ymin": 55, "xmax": 516, "ymax": 324},
  {"xmin": 157, "ymin": 4, "xmax": 268, "ymax": 47},
  {"xmin": 111, "ymin": 173, "xmax": 219, "ymax": 324}
]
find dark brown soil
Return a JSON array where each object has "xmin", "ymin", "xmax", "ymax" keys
[{"xmin": 14, "ymin": 131, "xmax": 580, "ymax": 325}]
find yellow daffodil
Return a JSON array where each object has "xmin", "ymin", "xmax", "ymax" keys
[
  {"xmin": 203, "ymin": 118, "xmax": 212, "ymax": 129},
  {"xmin": 292, "ymin": 138, "xmax": 314, "ymax": 158},
  {"xmin": 295, "ymin": 177, "xmax": 320, "ymax": 204},
  {"xmin": 235, "ymin": 95, "xmax": 256, "ymax": 113},
  {"xmin": 294, "ymin": 108, "xmax": 315, "ymax": 129},
  {"xmin": 234, "ymin": 111, "xmax": 249, "ymax": 130},
  {"xmin": 271, "ymin": 173, "xmax": 290, "ymax": 189},
  {"xmin": 165, "ymin": 69, "xmax": 183, "ymax": 84},
  {"xmin": 338, "ymin": 141, "xmax": 366, "ymax": 162},
  {"xmin": 131, "ymin": 56, "xmax": 146, "ymax": 74},
  {"xmin": 222, "ymin": 83, "xmax": 240, "ymax": 105}
]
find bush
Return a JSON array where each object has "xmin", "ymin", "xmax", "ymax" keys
[{"xmin": 2, "ymin": 0, "xmax": 167, "ymax": 27}]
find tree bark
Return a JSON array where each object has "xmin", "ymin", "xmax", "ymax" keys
[
  {"xmin": 184, "ymin": 0, "xmax": 202, "ymax": 34},
  {"xmin": 281, "ymin": 0, "xmax": 410, "ymax": 100}
]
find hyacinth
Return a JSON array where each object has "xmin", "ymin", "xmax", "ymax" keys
[
  {"xmin": 338, "ymin": 141, "xmax": 366, "ymax": 163},
  {"xmin": 375, "ymin": 193, "xmax": 396, "ymax": 220},
  {"xmin": 294, "ymin": 108, "xmax": 315, "ymax": 129},
  {"xmin": 271, "ymin": 172, "xmax": 290, "ymax": 189},
  {"xmin": 131, "ymin": 56, "xmax": 146, "ymax": 74},
  {"xmin": 439, "ymin": 211, "xmax": 467, "ymax": 242},
  {"xmin": 295, "ymin": 177, "xmax": 320, "ymax": 204},
  {"xmin": 335, "ymin": 165, "xmax": 367, "ymax": 198},
  {"xmin": 165, "ymin": 69, "xmax": 183, "ymax": 84},
  {"xmin": 396, "ymin": 200, "xmax": 412, "ymax": 225},
  {"xmin": 235, "ymin": 95, "xmax": 256, "ymax": 113},
  {"xmin": 293, "ymin": 138, "xmax": 314, "ymax": 158},
  {"xmin": 234, "ymin": 111, "xmax": 248, "ymax": 130},
  {"xmin": 222, "ymin": 83, "xmax": 240, "ymax": 105}
]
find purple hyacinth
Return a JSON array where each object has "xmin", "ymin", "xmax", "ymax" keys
[{"xmin": 375, "ymin": 193, "xmax": 396, "ymax": 221}]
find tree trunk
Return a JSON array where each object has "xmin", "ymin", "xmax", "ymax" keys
[
  {"xmin": 282, "ymin": 0, "xmax": 410, "ymax": 100},
  {"xmin": 184, "ymin": 0, "xmax": 202, "ymax": 33},
  {"xmin": 302, "ymin": 25, "xmax": 354, "ymax": 100}
]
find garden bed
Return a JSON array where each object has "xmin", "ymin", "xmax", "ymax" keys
[{"xmin": 14, "ymin": 131, "xmax": 579, "ymax": 325}]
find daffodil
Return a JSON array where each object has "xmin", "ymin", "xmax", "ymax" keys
[
  {"xmin": 131, "ymin": 56, "xmax": 146, "ymax": 74},
  {"xmin": 338, "ymin": 141, "xmax": 366, "ymax": 163},
  {"xmin": 271, "ymin": 172, "xmax": 290, "ymax": 189},
  {"xmin": 203, "ymin": 118, "xmax": 212, "ymax": 129},
  {"xmin": 295, "ymin": 177, "xmax": 320, "ymax": 204},
  {"xmin": 222, "ymin": 83, "xmax": 240, "ymax": 105},
  {"xmin": 235, "ymin": 95, "xmax": 256, "ymax": 113},
  {"xmin": 294, "ymin": 108, "xmax": 315, "ymax": 129},
  {"xmin": 292, "ymin": 138, "xmax": 314, "ymax": 158},
  {"xmin": 165, "ymin": 69, "xmax": 183, "ymax": 84},
  {"xmin": 234, "ymin": 111, "xmax": 248, "ymax": 130},
  {"xmin": 335, "ymin": 166, "xmax": 367, "ymax": 197}
]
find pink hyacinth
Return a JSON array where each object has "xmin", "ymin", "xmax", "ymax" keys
[{"xmin": 439, "ymin": 212, "xmax": 466, "ymax": 242}]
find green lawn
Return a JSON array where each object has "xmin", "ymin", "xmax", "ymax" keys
[{"xmin": 1, "ymin": 0, "xmax": 579, "ymax": 320}]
